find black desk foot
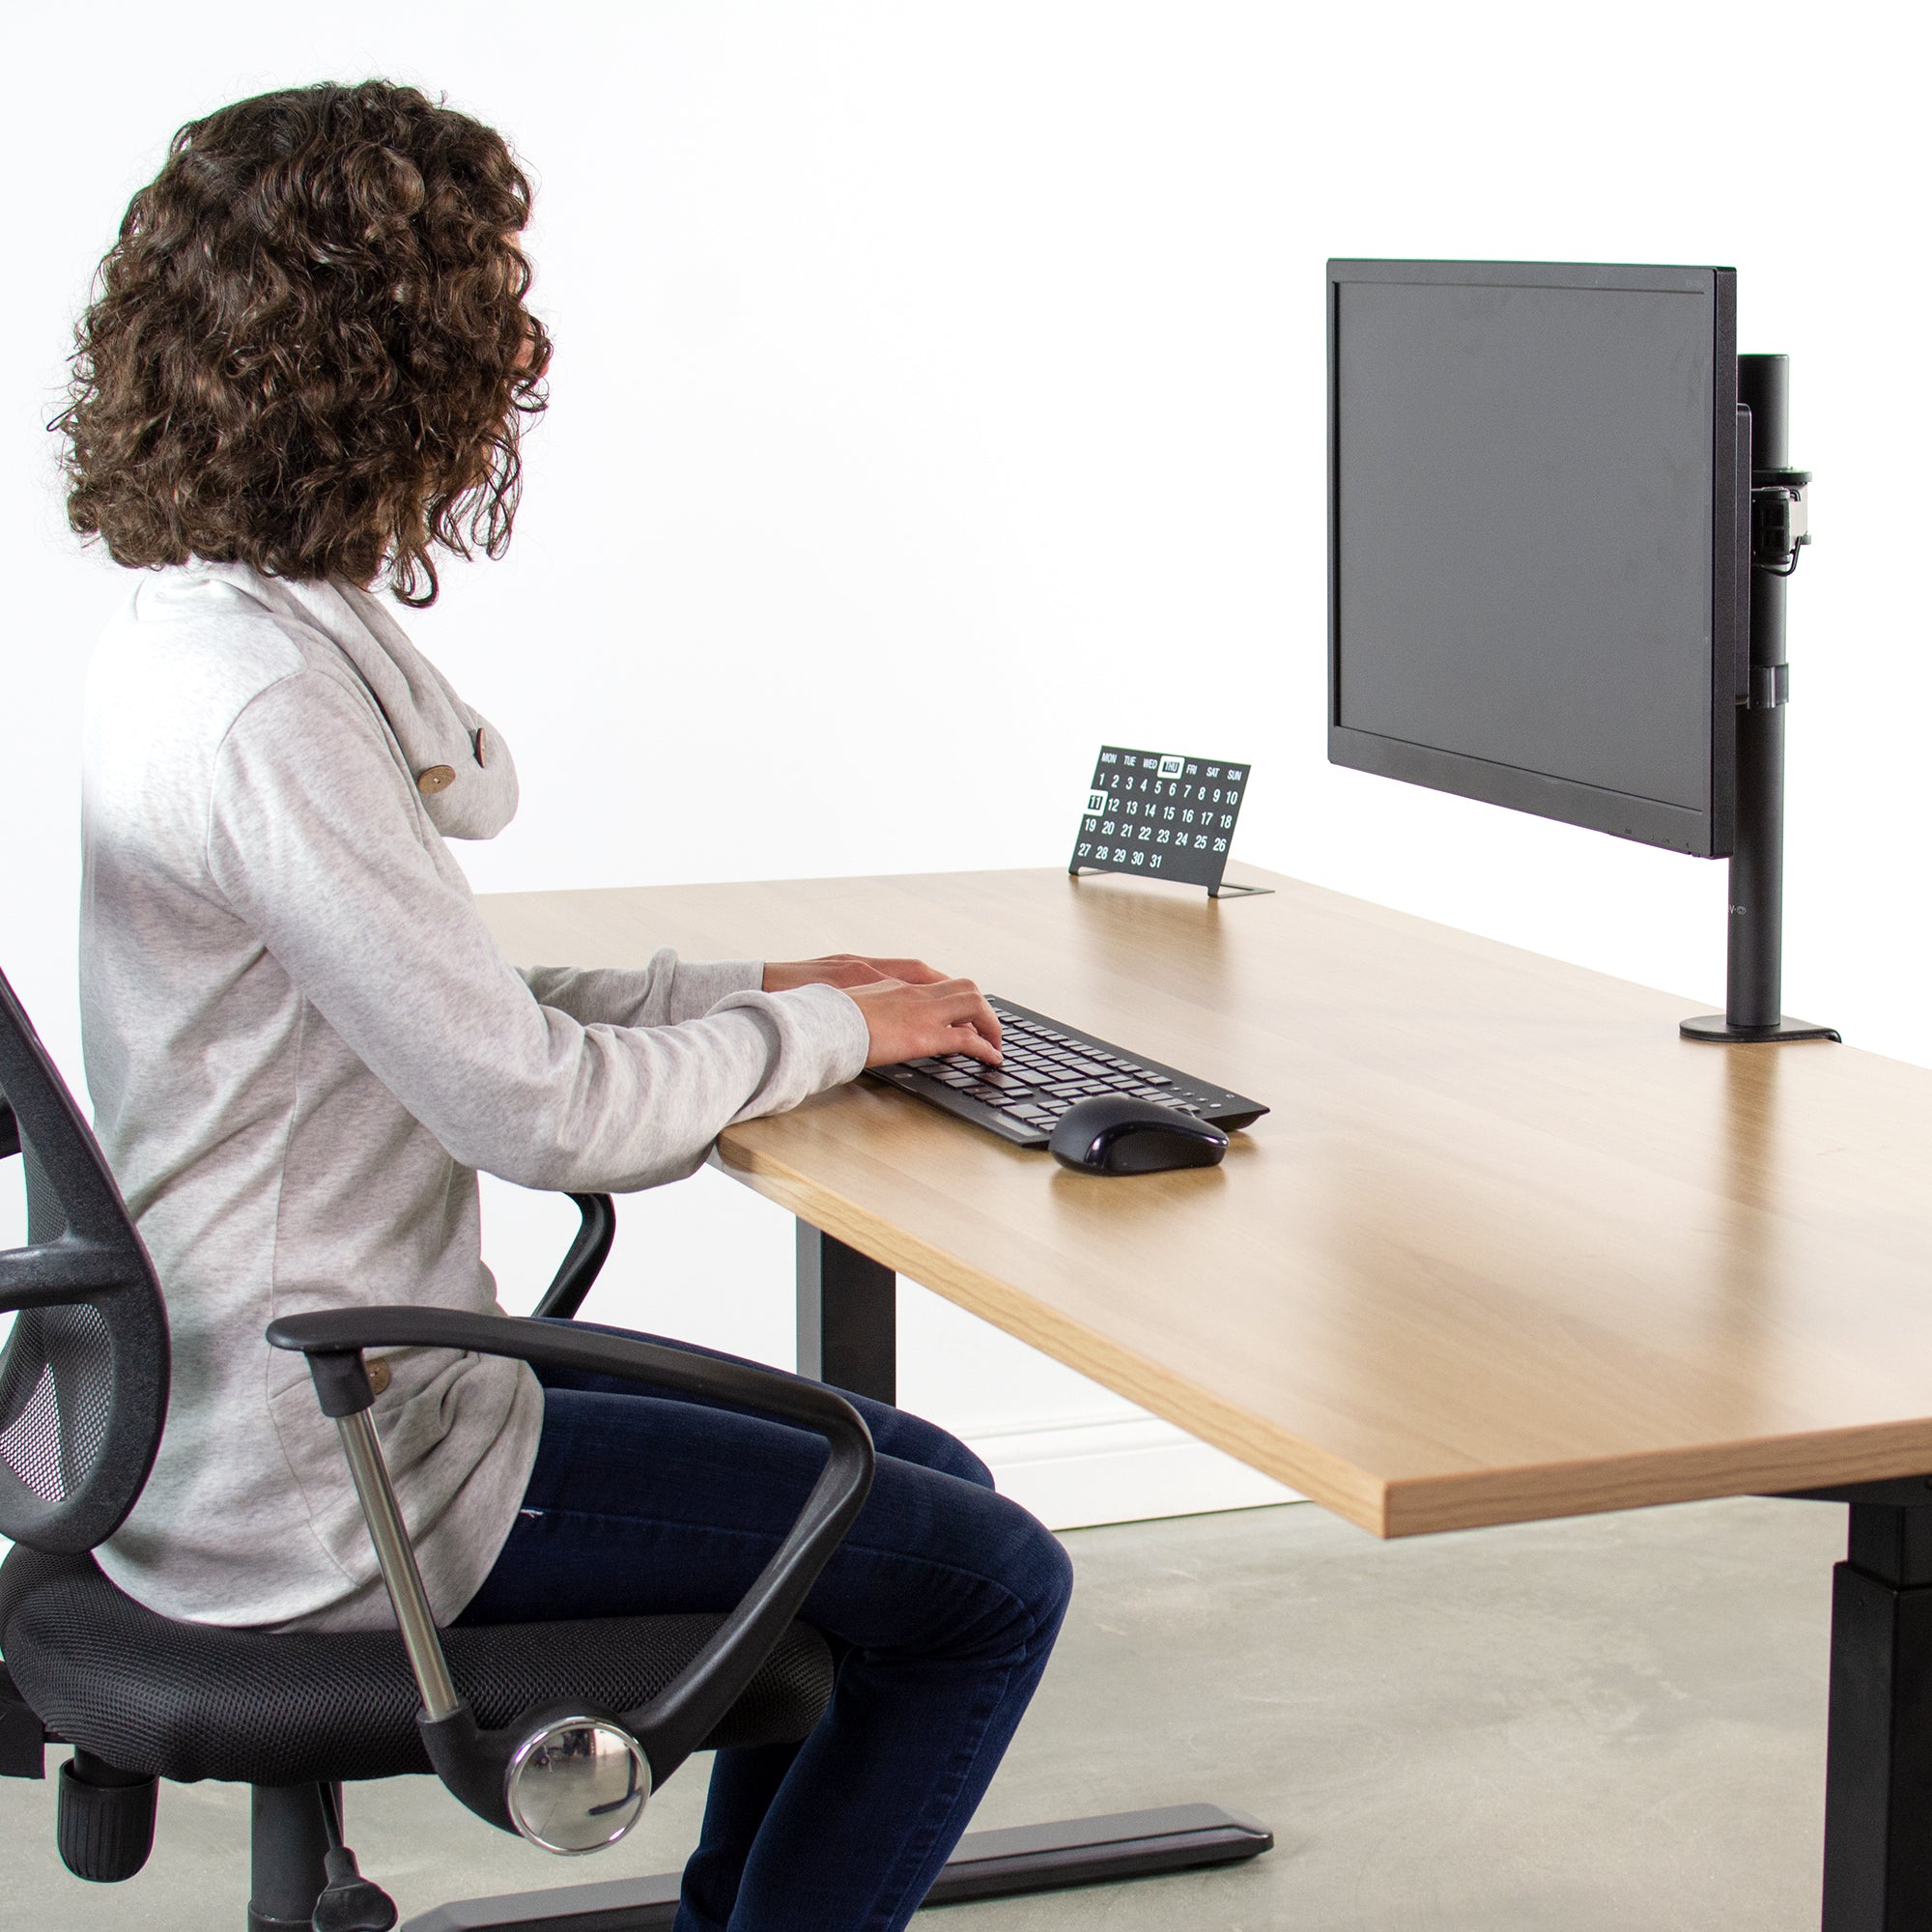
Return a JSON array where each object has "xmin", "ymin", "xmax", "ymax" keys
[
  {"xmin": 917, "ymin": 1804, "xmax": 1272, "ymax": 1905},
  {"xmin": 399, "ymin": 1804, "xmax": 1272, "ymax": 1929}
]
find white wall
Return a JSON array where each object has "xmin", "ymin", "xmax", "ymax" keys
[{"xmin": 3, "ymin": 1, "xmax": 1927, "ymax": 1527}]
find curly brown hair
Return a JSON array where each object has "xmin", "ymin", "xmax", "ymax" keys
[{"xmin": 56, "ymin": 80, "xmax": 552, "ymax": 607}]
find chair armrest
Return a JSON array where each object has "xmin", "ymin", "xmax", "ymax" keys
[
  {"xmin": 266, "ymin": 1305, "xmax": 874, "ymax": 1838},
  {"xmin": 267, "ymin": 1304, "xmax": 854, "ymax": 1433},
  {"xmin": 531, "ymin": 1192, "xmax": 615, "ymax": 1321}
]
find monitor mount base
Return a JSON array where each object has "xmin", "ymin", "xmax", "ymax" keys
[
  {"xmin": 1680, "ymin": 353, "xmax": 1837, "ymax": 1049},
  {"xmin": 1679, "ymin": 1013, "xmax": 1840, "ymax": 1045}
]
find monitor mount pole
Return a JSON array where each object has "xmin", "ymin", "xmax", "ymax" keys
[{"xmin": 1681, "ymin": 354, "xmax": 1839, "ymax": 1045}]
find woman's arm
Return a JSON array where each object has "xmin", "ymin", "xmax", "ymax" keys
[
  {"xmin": 520, "ymin": 957, "xmax": 763, "ymax": 1029},
  {"xmin": 521, "ymin": 960, "xmax": 1007, "ymax": 1071},
  {"xmin": 205, "ymin": 670, "xmax": 867, "ymax": 1194}
]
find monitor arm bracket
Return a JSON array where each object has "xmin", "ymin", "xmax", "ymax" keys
[{"xmin": 1750, "ymin": 466, "xmax": 1810, "ymax": 578}]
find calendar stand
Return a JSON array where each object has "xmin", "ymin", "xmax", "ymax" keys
[
  {"xmin": 1068, "ymin": 867, "xmax": 1274, "ymax": 901},
  {"xmin": 1070, "ymin": 747, "xmax": 1265, "ymax": 900}
]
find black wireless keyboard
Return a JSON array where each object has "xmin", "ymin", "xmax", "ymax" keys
[{"xmin": 867, "ymin": 997, "xmax": 1268, "ymax": 1150}]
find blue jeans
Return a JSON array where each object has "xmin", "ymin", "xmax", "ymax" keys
[{"xmin": 455, "ymin": 1327, "xmax": 1074, "ymax": 1932}]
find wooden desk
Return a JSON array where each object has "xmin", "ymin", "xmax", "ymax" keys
[
  {"xmin": 482, "ymin": 865, "xmax": 1932, "ymax": 1534},
  {"xmin": 479, "ymin": 866, "xmax": 1932, "ymax": 1930}
]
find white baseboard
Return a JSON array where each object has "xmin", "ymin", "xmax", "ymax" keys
[{"xmin": 966, "ymin": 1413, "xmax": 1301, "ymax": 1532}]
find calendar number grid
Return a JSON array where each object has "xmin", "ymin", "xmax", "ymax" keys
[{"xmin": 1068, "ymin": 746, "xmax": 1265, "ymax": 897}]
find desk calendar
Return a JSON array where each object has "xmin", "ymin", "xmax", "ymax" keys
[{"xmin": 1069, "ymin": 747, "xmax": 1266, "ymax": 897}]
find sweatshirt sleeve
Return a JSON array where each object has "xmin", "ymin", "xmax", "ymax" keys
[
  {"xmin": 204, "ymin": 670, "xmax": 869, "ymax": 1193},
  {"xmin": 518, "ymin": 957, "xmax": 765, "ymax": 1028}
]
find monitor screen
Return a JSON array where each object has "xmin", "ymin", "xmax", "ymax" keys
[{"xmin": 1327, "ymin": 260, "xmax": 1741, "ymax": 856}]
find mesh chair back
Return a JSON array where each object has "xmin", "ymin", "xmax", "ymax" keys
[{"xmin": 0, "ymin": 969, "xmax": 167, "ymax": 1554}]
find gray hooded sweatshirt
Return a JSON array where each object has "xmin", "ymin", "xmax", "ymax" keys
[{"xmin": 80, "ymin": 562, "xmax": 868, "ymax": 1632}]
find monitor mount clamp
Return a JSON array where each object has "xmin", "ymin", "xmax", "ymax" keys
[{"xmin": 1681, "ymin": 353, "xmax": 1839, "ymax": 1045}]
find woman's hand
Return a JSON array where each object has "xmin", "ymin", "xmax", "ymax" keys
[
  {"xmin": 761, "ymin": 953, "xmax": 951, "ymax": 993},
  {"xmin": 760, "ymin": 954, "xmax": 1002, "ymax": 1065},
  {"xmin": 843, "ymin": 977, "xmax": 1004, "ymax": 1068}
]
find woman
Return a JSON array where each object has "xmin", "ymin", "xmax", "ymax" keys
[{"xmin": 60, "ymin": 79, "xmax": 1070, "ymax": 1932}]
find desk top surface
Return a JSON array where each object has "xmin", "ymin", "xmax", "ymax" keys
[{"xmin": 480, "ymin": 867, "xmax": 1932, "ymax": 1538}]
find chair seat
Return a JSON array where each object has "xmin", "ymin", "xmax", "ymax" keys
[{"xmin": 0, "ymin": 1545, "xmax": 833, "ymax": 1787}]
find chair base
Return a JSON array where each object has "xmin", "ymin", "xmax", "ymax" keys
[{"xmin": 398, "ymin": 1804, "xmax": 1272, "ymax": 1929}]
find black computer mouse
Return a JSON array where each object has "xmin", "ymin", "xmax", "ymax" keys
[{"xmin": 1048, "ymin": 1094, "xmax": 1231, "ymax": 1176}]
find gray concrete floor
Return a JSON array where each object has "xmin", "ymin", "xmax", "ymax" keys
[{"xmin": 1, "ymin": 1494, "xmax": 1848, "ymax": 1929}]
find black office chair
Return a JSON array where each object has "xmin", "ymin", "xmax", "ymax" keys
[{"xmin": 0, "ymin": 965, "xmax": 875, "ymax": 1931}]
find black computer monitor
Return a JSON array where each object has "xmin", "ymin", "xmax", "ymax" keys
[{"xmin": 1326, "ymin": 259, "xmax": 1744, "ymax": 857}]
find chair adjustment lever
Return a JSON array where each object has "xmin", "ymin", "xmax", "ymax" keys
[
  {"xmin": 312, "ymin": 1781, "xmax": 397, "ymax": 1932},
  {"xmin": 311, "ymin": 1846, "xmax": 397, "ymax": 1932}
]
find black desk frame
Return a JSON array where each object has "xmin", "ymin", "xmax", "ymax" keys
[
  {"xmin": 407, "ymin": 1227, "xmax": 1932, "ymax": 1930},
  {"xmin": 793, "ymin": 1242, "xmax": 1932, "ymax": 1931}
]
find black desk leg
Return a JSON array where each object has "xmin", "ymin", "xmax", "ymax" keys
[
  {"xmin": 796, "ymin": 1220, "xmax": 896, "ymax": 1403},
  {"xmin": 1821, "ymin": 1496, "xmax": 1932, "ymax": 1930},
  {"xmin": 794, "ymin": 1220, "xmax": 1273, "ymax": 1910}
]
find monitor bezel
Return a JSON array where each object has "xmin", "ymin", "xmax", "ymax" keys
[{"xmin": 1326, "ymin": 258, "xmax": 1743, "ymax": 859}]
